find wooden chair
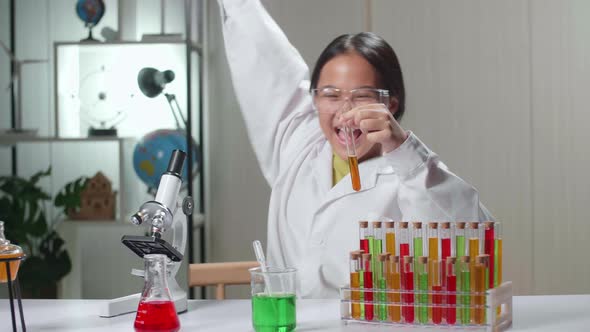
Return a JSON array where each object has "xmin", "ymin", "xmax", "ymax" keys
[{"xmin": 189, "ymin": 261, "xmax": 259, "ymax": 299}]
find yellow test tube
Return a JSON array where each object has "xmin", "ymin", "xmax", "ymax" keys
[
  {"xmin": 386, "ymin": 255, "xmax": 401, "ymax": 322},
  {"xmin": 384, "ymin": 221, "xmax": 396, "ymax": 257},
  {"xmin": 350, "ymin": 251, "xmax": 362, "ymax": 319},
  {"xmin": 473, "ymin": 255, "xmax": 488, "ymax": 324}
]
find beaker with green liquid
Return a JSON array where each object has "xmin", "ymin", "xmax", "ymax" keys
[{"xmin": 250, "ymin": 266, "xmax": 297, "ymax": 332}]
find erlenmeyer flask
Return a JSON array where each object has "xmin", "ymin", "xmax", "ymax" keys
[{"xmin": 134, "ymin": 254, "xmax": 180, "ymax": 332}]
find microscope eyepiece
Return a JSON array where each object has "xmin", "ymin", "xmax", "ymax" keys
[{"xmin": 166, "ymin": 149, "xmax": 186, "ymax": 178}]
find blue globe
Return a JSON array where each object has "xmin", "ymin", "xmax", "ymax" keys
[
  {"xmin": 76, "ymin": 0, "xmax": 105, "ymax": 27},
  {"xmin": 133, "ymin": 129, "xmax": 199, "ymax": 190}
]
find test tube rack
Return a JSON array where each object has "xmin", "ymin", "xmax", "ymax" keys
[{"xmin": 340, "ymin": 281, "xmax": 512, "ymax": 331}]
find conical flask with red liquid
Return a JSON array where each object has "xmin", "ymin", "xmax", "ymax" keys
[{"xmin": 134, "ymin": 254, "xmax": 180, "ymax": 332}]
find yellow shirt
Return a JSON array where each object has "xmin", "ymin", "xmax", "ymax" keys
[{"xmin": 332, "ymin": 153, "xmax": 350, "ymax": 186}]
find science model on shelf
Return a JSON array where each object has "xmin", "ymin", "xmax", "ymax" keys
[{"xmin": 341, "ymin": 221, "xmax": 512, "ymax": 332}]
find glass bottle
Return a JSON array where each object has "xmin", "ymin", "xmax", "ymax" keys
[
  {"xmin": 134, "ymin": 254, "xmax": 180, "ymax": 332},
  {"xmin": 0, "ymin": 221, "xmax": 24, "ymax": 283}
]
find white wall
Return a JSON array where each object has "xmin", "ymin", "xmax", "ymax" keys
[
  {"xmin": 205, "ymin": 0, "xmax": 590, "ymax": 297},
  {"xmin": 373, "ymin": 0, "xmax": 533, "ymax": 295},
  {"xmin": 530, "ymin": 0, "xmax": 590, "ymax": 295}
]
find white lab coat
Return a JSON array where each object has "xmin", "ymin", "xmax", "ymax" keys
[{"xmin": 218, "ymin": 0, "xmax": 493, "ymax": 298}]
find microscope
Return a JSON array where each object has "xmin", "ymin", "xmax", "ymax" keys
[{"xmin": 100, "ymin": 149, "xmax": 193, "ymax": 317}]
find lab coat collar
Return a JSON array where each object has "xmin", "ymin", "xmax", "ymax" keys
[{"xmin": 311, "ymin": 142, "xmax": 395, "ymax": 208}]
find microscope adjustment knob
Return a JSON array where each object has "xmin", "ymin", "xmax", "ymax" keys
[
  {"xmin": 130, "ymin": 213, "xmax": 143, "ymax": 225},
  {"xmin": 152, "ymin": 215, "xmax": 164, "ymax": 228},
  {"xmin": 182, "ymin": 196, "xmax": 194, "ymax": 216}
]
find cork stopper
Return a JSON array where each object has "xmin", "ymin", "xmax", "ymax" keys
[
  {"xmin": 477, "ymin": 254, "xmax": 489, "ymax": 266},
  {"xmin": 389, "ymin": 255, "xmax": 400, "ymax": 263},
  {"xmin": 428, "ymin": 222, "xmax": 438, "ymax": 229},
  {"xmin": 379, "ymin": 253, "xmax": 389, "ymax": 262},
  {"xmin": 460, "ymin": 256, "xmax": 470, "ymax": 263},
  {"xmin": 359, "ymin": 221, "xmax": 368, "ymax": 228},
  {"xmin": 441, "ymin": 222, "xmax": 450, "ymax": 229},
  {"xmin": 483, "ymin": 221, "xmax": 495, "ymax": 229},
  {"xmin": 399, "ymin": 222, "xmax": 409, "ymax": 229},
  {"xmin": 403, "ymin": 256, "xmax": 413, "ymax": 264},
  {"xmin": 358, "ymin": 249, "xmax": 365, "ymax": 254},
  {"xmin": 446, "ymin": 256, "xmax": 457, "ymax": 265},
  {"xmin": 456, "ymin": 222, "xmax": 466, "ymax": 229},
  {"xmin": 469, "ymin": 222, "xmax": 479, "ymax": 229},
  {"xmin": 362, "ymin": 253, "xmax": 372, "ymax": 261},
  {"xmin": 418, "ymin": 256, "xmax": 428, "ymax": 264},
  {"xmin": 372, "ymin": 221, "xmax": 382, "ymax": 228},
  {"xmin": 383, "ymin": 221, "xmax": 394, "ymax": 229},
  {"xmin": 350, "ymin": 251, "xmax": 361, "ymax": 260},
  {"xmin": 412, "ymin": 222, "xmax": 422, "ymax": 229}
]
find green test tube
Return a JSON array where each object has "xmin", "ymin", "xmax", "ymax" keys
[
  {"xmin": 370, "ymin": 222, "xmax": 382, "ymax": 285},
  {"xmin": 378, "ymin": 254, "xmax": 389, "ymax": 321},
  {"xmin": 456, "ymin": 222, "xmax": 466, "ymax": 258},
  {"xmin": 412, "ymin": 222, "xmax": 424, "ymax": 304},
  {"xmin": 359, "ymin": 266, "xmax": 365, "ymax": 319},
  {"xmin": 460, "ymin": 256, "xmax": 470, "ymax": 324},
  {"xmin": 417, "ymin": 256, "xmax": 429, "ymax": 324}
]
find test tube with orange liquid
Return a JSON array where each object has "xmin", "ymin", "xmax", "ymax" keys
[
  {"xmin": 350, "ymin": 251, "xmax": 362, "ymax": 319},
  {"xmin": 384, "ymin": 221, "xmax": 396, "ymax": 257},
  {"xmin": 427, "ymin": 222, "xmax": 439, "ymax": 319},
  {"xmin": 343, "ymin": 125, "xmax": 361, "ymax": 191},
  {"xmin": 386, "ymin": 255, "xmax": 401, "ymax": 322},
  {"xmin": 340, "ymin": 101, "xmax": 361, "ymax": 191},
  {"xmin": 473, "ymin": 255, "xmax": 488, "ymax": 324}
]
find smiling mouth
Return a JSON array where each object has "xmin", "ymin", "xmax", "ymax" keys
[{"xmin": 335, "ymin": 127, "xmax": 362, "ymax": 146}]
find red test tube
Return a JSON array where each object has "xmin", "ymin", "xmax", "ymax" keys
[
  {"xmin": 402, "ymin": 256, "xmax": 414, "ymax": 323},
  {"xmin": 484, "ymin": 221, "xmax": 495, "ymax": 289},
  {"xmin": 362, "ymin": 253, "xmax": 374, "ymax": 321}
]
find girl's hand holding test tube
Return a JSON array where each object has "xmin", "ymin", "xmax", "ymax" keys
[{"xmin": 340, "ymin": 103, "xmax": 408, "ymax": 155}]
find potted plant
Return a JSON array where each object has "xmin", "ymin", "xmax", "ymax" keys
[{"xmin": 0, "ymin": 167, "xmax": 87, "ymax": 298}]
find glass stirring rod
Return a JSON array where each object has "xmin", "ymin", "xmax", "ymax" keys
[
  {"xmin": 341, "ymin": 101, "xmax": 361, "ymax": 191},
  {"xmin": 253, "ymin": 240, "xmax": 273, "ymax": 295}
]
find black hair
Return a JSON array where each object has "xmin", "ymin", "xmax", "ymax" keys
[{"xmin": 310, "ymin": 32, "xmax": 406, "ymax": 121}]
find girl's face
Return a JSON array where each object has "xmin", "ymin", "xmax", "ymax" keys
[{"xmin": 315, "ymin": 52, "xmax": 393, "ymax": 162}]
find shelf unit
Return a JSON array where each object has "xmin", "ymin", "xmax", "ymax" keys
[{"xmin": 2, "ymin": 0, "xmax": 206, "ymax": 299}]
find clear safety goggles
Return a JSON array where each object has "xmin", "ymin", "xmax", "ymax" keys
[{"xmin": 311, "ymin": 87, "xmax": 390, "ymax": 113}]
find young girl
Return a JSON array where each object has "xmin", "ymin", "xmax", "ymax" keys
[{"xmin": 218, "ymin": 0, "xmax": 492, "ymax": 298}]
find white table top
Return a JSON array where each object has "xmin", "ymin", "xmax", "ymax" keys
[{"xmin": 1, "ymin": 295, "xmax": 589, "ymax": 331}]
